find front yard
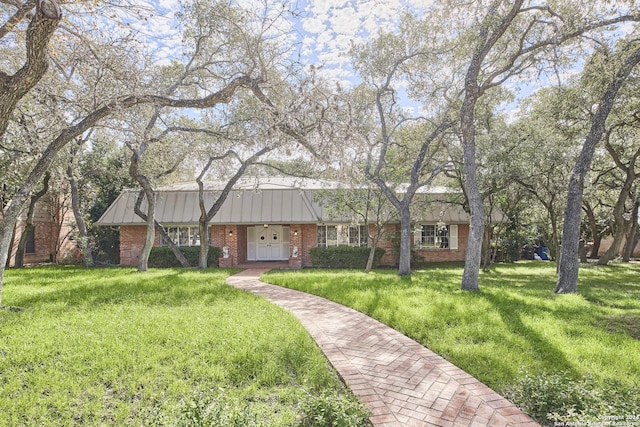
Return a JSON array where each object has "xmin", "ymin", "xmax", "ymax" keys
[
  {"xmin": 264, "ymin": 262, "xmax": 640, "ymax": 425},
  {"xmin": 0, "ymin": 267, "xmax": 368, "ymax": 426},
  {"xmin": 3, "ymin": 262, "xmax": 638, "ymax": 426}
]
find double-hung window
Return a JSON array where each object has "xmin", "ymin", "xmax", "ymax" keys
[{"xmin": 415, "ymin": 224, "xmax": 450, "ymax": 249}]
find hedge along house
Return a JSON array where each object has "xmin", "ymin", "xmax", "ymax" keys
[{"xmin": 96, "ymin": 177, "xmax": 505, "ymax": 268}]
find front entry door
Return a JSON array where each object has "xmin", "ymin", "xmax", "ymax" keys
[{"xmin": 256, "ymin": 226, "xmax": 283, "ymax": 260}]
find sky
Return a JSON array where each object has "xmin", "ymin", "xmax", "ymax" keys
[
  {"xmin": 119, "ymin": 0, "xmax": 638, "ymax": 123},
  {"xmin": 129, "ymin": 0, "xmax": 434, "ymax": 84}
]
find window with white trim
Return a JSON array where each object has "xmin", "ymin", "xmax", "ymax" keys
[
  {"xmin": 317, "ymin": 224, "xmax": 368, "ymax": 248},
  {"xmin": 161, "ymin": 226, "xmax": 203, "ymax": 247},
  {"xmin": 415, "ymin": 224, "xmax": 449, "ymax": 249},
  {"xmin": 349, "ymin": 225, "xmax": 368, "ymax": 246}
]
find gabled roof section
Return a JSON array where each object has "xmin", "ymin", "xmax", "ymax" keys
[{"xmin": 96, "ymin": 188, "xmax": 324, "ymax": 225}]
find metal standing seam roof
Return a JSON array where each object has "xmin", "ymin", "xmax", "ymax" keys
[
  {"xmin": 96, "ymin": 179, "xmax": 507, "ymax": 226},
  {"xmin": 96, "ymin": 189, "xmax": 324, "ymax": 226}
]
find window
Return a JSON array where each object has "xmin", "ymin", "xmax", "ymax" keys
[
  {"xmin": 25, "ymin": 228, "xmax": 36, "ymax": 254},
  {"xmin": 317, "ymin": 225, "xmax": 368, "ymax": 248},
  {"xmin": 349, "ymin": 225, "xmax": 368, "ymax": 246},
  {"xmin": 161, "ymin": 226, "xmax": 202, "ymax": 247},
  {"xmin": 415, "ymin": 224, "xmax": 449, "ymax": 249}
]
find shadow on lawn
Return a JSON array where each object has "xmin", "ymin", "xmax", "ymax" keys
[
  {"xmin": 479, "ymin": 290, "xmax": 579, "ymax": 376},
  {"xmin": 7, "ymin": 267, "xmax": 243, "ymax": 309}
]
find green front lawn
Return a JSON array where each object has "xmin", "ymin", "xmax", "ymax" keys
[
  {"xmin": 264, "ymin": 262, "xmax": 640, "ymax": 424},
  {"xmin": 0, "ymin": 266, "xmax": 368, "ymax": 426}
]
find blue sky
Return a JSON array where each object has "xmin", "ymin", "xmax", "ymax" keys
[
  {"xmin": 121, "ymin": 0, "xmax": 638, "ymax": 123},
  {"xmin": 129, "ymin": 0, "xmax": 434, "ymax": 84}
]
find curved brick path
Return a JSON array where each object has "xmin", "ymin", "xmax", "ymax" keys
[{"xmin": 226, "ymin": 269, "xmax": 540, "ymax": 427}]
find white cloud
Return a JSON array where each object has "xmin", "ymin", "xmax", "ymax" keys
[
  {"xmin": 329, "ymin": 6, "xmax": 359, "ymax": 35},
  {"xmin": 302, "ymin": 16, "xmax": 327, "ymax": 33},
  {"xmin": 295, "ymin": 0, "xmax": 433, "ymax": 85},
  {"xmin": 157, "ymin": 0, "xmax": 180, "ymax": 12}
]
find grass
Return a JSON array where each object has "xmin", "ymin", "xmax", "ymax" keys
[
  {"xmin": 0, "ymin": 266, "xmax": 369, "ymax": 426},
  {"xmin": 263, "ymin": 262, "xmax": 640, "ymax": 422}
]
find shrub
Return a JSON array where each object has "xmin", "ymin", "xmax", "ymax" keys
[
  {"xmin": 310, "ymin": 246, "xmax": 385, "ymax": 269},
  {"xmin": 388, "ymin": 232, "xmax": 424, "ymax": 268},
  {"xmin": 507, "ymin": 371, "xmax": 640, "ymax": 426},
  {"xmin": 148, "ymin": 246, "xmax": 221, "ymax": 268},
  {"xmin": 296, "ymin": 389, "xmax": 371, "ymax": 427}
]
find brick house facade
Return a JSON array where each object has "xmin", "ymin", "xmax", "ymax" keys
[
  {"xmin": 4, "ymin": 194, "xmax": 77, "ymax": 266},
  {"xmin": 118, "ymin": 222, "xmax": 470, "ymax": 268},
  {"xmin": 100, "ymin": 178, "xmax": 496, "ymax": 268}
]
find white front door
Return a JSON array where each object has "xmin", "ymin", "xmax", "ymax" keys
[{"xmin": 256, "ymin": 226, "xmax": 283, "ymax": 260}]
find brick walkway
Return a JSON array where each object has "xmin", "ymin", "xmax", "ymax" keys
[{"xmin": 226, "ymin": 269, "xmax": 540, "ymax": 427}]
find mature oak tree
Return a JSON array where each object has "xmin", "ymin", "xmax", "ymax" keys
[
  {"xmin": 452, "ymin": 0, "xmax": 639, "ymax": 290},
  {"xmin": 556, "ymin": 42, "xmax": 640, "ymax": 293}
]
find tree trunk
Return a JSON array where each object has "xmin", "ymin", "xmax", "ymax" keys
[
  {"xmin": 598, "ymin": 221, "xmax": 627, "ymax": 265},
  {"xmin": 481, "ymin": 227, "xmax": 492, "ymax": 271},
  {"xmin": 597, "ymin": 179, "xmax": 634, "ymax": 266},
  {"xmin": 198, "ymin": 214, "xmax": 209, "ymax": 269},
  {"xmin": 365, "ymin": 233, "xmax": 380, "ymax": 274},
  {"xmin": 591, "ymin": 236, "xmax": 602, "ymax": 259},
  {"xmin": 461, "ymin": 92, "xmax": 485, "ymax": 291},
  {"xmin": 14, "ymin": 224, "xmax": 31, "ymax": 268},
  {"xmin": 15, "ymin": 173, "xmax": 51, "ymax": 267},
  {"xmin": 549, "ymin": 206, "xmax": 560, "ymax": 260},
  {"xmin": 129, "ymin": 149, "xmax": 157, "ymax": 272},
  {"xmin": 458, "ymin": 1, "xmax": 526, "ymax": 291},
  {"xmin": 579, "ymin": 239, "xmax": 588, "ymax": 264},
  {"xmin": 0, "ymin": 4, "xmax": 61, "ymax": 305},
  {"xmin": 583, "ymin": 201, "xmax": 602, "ymax": 258},
  {"xmin": 4, "ymin": 226, "xmax": 16, "ymax": 269},
  {"xmin": 138, "ymin": 187, "xmax": 155, "ymax": 272},
  {"xmin": 0, "ymin": 4, "xmax": 61, "ymax": 136},
  {"xmin": 557, "ymin": 158, "xmax": 601, "ymax": 292},
  {"xmin": 556, "ymin": 46, "xmax": 640, "ymax": 293},
  {"xmin": 196, "ymin": 146, "xmax": 272, "ymax": 269},
  {"xmin": 67, "ymin": 164, "xmax": 93, "ymax": 267},
  {"xmin": 622, "ymin": 199, "xmax": 639, "ymax": 262},
  {"xmin": 398, "ymin": 205, "xmax": 412, "ymax": 276},
  {"xmin": 197, "ymin": 174, "xmax": 211, "ymax": 270}
]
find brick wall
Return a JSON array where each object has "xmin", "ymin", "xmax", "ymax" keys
[
  {"xmin": 212, "ymin": 225, "xmax": 238, "ymax": 267},
  {"xmin": 372, "ymin": 223, "xmax": 399, "ymax": 266},
  {"xmin": 301, "ymin": 224, "xmax": 317, "ymax": 267},
  {"xmin": 118, "ymin": 222, "xmax": 471, "ymax": 268},
  {"xmin": 119, "ymin": 225, "xmax": 148, "ymax": 266},
  {"xmin": 287, "ymin": 224, "xmax": 302, "ymax": 268},
  {"xmin": 7, "ymin": 198, "xmax": 78, "ymax": 266},
  {"xmin": 237, "ymin": 226, "xmax": 247, "ymax": 264}
]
